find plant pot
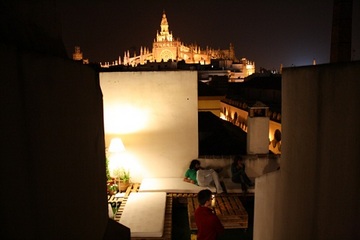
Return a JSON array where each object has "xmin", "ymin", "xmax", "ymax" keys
[
  {"xmin": 107, "ymin": 182, "xmax": 118, "ymax": 195},
  {"xmin": 118, "ymin": 180, "xmax": 130, "ymax": 192},
  {"xmin": 108, "ymin": 189, "xmax": 116, "ymax": 195}
]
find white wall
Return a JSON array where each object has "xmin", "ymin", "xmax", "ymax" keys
[
  {"xmin": 246, "ymin": 156, "xmax": 280, "ymax": 178},
  {"xmin": 254, "ymin": 171, "xmax": 280, "ymax": 240},
  {"xmin": 220, "ymin": 102, "xmax": 249, "ymax": 126},
  {"xmin": 253, "ymin": 62, "xmax": 360, "ymax": 240},
  {"xmin": 247, "ymin": 117, "xmax": 269, "ymax": 154},
  {"xmin": 100, "ymin": 71, "xmax": 198, "ymax": 182}
]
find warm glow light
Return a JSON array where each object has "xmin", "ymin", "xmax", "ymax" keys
[
  {"xmin": 104, "ymin": 104, "xmax": 150, "ymax": 134},
  {"xmin": 108, "ymin": 138, "xmax": 126, "ymax": 177},
  {"xmin": 211, "ymin": 194, "xmax": 216, "ymax": 207},
  {"xmin": 108, "ymin": 151, "xmax": 142, "ymax": 181},
  {"xmin": 108, "ymin": 154, "xmax": 122, "ymax": 177},
  {"xmin": 219, "ymin": 113, "xmax": 226, "ymax": 120},
  {"xmin": 108, "ymin": 138, "xmax": 126, "ymax": 153}
]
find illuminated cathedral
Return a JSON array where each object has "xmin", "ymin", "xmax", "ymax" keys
[{"xmin": 98, "ymin": 11, "xmax": 255, "ymax": 77}]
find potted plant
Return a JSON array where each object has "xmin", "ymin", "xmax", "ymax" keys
[
  {"xmin": 113, "ymin": 168, "xmax": 131, "ymax": 192},
  {"xmin": 107, "ymin": 182, "xmax": 118, "ymax": 195},
  {"xmin": 105, "ymin": 156, "xmax": 111, "ymax": 181}
]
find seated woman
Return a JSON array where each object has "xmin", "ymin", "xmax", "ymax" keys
[
  {"xmin": 231, "ymin": 155, "xmax": 254, "ymax": 193},
  {"xmin": 184, "ymin": 159, "xmax": 223, "ymax": 194}
]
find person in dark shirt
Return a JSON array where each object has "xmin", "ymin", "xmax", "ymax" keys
[
  {"xmin": 231, "ymin": 155, "xmax": 254, "ymax": 193},
  {"xmin": 194, "ymin": 189, "xmax": 224, "ymax": 240}
]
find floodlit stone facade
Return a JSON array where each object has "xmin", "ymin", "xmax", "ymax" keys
[{"xmin": 101, "ymin": 11, "xmax": 255, "ymax": 78}]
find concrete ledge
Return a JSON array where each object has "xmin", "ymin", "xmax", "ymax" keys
[{"xmin": 223, "ymin": 178, "xmax": 255, "ymax": 194}]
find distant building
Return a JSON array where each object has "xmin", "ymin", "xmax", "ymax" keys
[
  {"xmin": 220, "ymin": 73, "xmax": 282, "ymax": 154},
  {"xmin": 72, "ymin": 46, "xmax": 89, "ymax": 64},
  {"xmin": 100, "ymin": 11, "xmax": 255, "ymax": 80}
]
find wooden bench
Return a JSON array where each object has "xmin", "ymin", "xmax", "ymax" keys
[
  {"xmin": 108, "ymin": 182, "xmax": 140, "ymax": 208},
  {"xmin": 187, "ymin": 195, "xmax": 248, "ymax": 230},
  {"xmin": 108, "ymin": 182, "xmax": 199, "ymax": 206}
]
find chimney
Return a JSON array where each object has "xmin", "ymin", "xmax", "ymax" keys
[{"xmin": 330, "ymin": 0, "xmax": 353, "ymax": 62}]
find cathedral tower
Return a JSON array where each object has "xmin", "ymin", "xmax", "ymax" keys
[{"xmin": 152, "ymin": 11, "xmax": 181, "ymax": 62}]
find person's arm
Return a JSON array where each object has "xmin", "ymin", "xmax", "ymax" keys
[
  {"xmin": 184, "ymin": 177, "xmax": 194, "ymax": 183},
  {"xmin": 184, "ymin": 178, "xmax": 195, "ymax": 184},
  {"xmin": 184, "ymin": 170, "xmax": 195, "ymax": 184}
]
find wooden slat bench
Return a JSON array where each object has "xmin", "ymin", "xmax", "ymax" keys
[
  {"xmin": 108, "ymin": 182, "xmax": 140, "ymax": 207},
  {"xmin": 114, "ymin": 195, "xmax": 172, "ymax": 240},
  {"xmin": 108, "ymin": 194, "xmax": 123, "ymax": 205},
  {"xmin": 187, "ymin": 195, "xmax": 248, "ymax": 230},
  {"xmin": 167, "ymin": 193, "xmax": 198, "ymax": 198}
]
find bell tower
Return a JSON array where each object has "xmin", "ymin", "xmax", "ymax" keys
[
  {"xmin": 157, "ymin": 11, "xmax": 173, "ymax": 42},
  {"xmin": 153, "ymin": 11, "xmax": 180, "ymax": 62}
]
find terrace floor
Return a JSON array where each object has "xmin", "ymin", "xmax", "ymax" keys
[
  {"xmin": 172, "ymin": 196, "xmax": 254, "ymax": 240},
  {"xmin": 110, "ymin": 184, "xmax": 255, "ymax": 240}
]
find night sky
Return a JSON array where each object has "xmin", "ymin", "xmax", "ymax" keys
[{"xmin": 58, "ymin": 0, "xmax": 360, "ymax": 71}]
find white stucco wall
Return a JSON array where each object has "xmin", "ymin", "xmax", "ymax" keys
[
  {"xmin": 246, "ymin": 156, "xmax": 280, "ymax": 178},
  {"xmin": 276, "ymin": 62, "xmax": 360, "ymax": 239},
  {"xmin": 100, "ymin": 71, "xmax": 198, "ymax": 182},
  {"xmin": 254, "ymin": 171, "xmax": 280, "ymax": 240},
  {"xmin": 253, "ymin": 62, "xmax": 360, "ymax": 240},
  {"xmin": 247, "ymin": 117, "xmax": 269, "ymax": 154},
  {"xmin": 220, "ymin": 103, "xmax": 249, "ymax": 126}
]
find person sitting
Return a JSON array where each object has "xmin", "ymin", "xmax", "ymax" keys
[
  {"xmin": 194, "ymin": 189, "xmax": 224, "ymax": 240},
  {"xmin": 184, "ymin": 159, "xmax": 224, "ymax": 194},
  {"xmin": 231, "ymin": 155, "xmax": 254, "ymax": 193}
]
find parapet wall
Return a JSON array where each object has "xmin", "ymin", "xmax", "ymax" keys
[{"xmin": 198, "ymin": 154, "xmax": 280, "ymax": 179}]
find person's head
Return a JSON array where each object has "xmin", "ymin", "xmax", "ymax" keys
[
  {"xmin": 189, "ymin": 159, "xmax": 201, "ymax": 170},
  {"xmin": 197, "ymin": 189, "xmax": 212, "ymax": 206}
]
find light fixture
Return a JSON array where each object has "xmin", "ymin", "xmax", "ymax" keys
[
  {"xmin": 108, "ymin": 137, "xmax": 126, "ymax": 153},
  {"xmin": 107, "ymin": 137, "xmax": 127, "ymax": 188},
  {"xmin": 211, "ymin": 194, "xmax": 216, "ymax": 208}
]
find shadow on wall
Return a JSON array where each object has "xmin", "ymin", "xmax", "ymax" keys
[
  {"xmin": 198, "ymin": 154, "xmax": 280, "ymax": 180},
  {"xmin": 245, "ymin": 155, "xmax": 280, "ymax": 178}
]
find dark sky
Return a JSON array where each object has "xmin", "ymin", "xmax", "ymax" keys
[{"xmin": 58, "ymin": 0, "xmax": 360, "ymax": 71}]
